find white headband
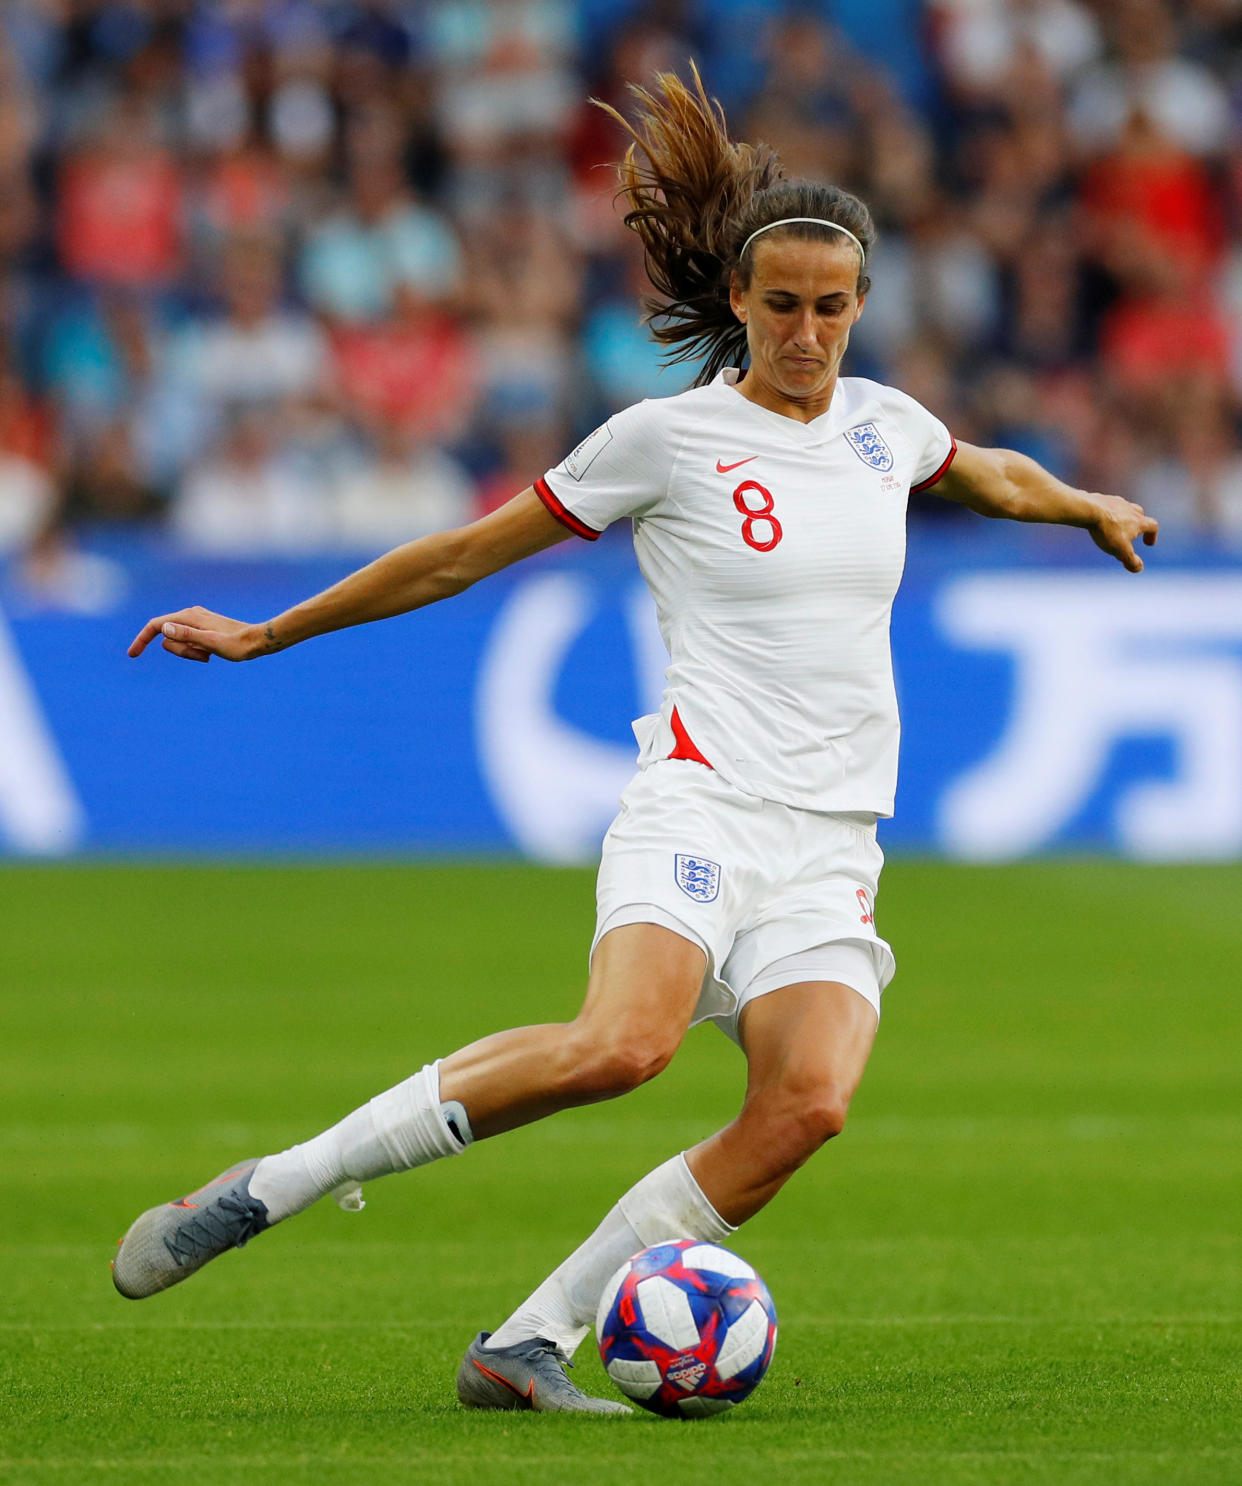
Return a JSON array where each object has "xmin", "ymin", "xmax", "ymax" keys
[{"xmin": 740, "ymin": 217, "xmax": 866, "ymax": 265}]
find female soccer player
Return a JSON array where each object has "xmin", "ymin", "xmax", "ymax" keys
[{"xmin": 115, "ymin": 72, "xmax": 1157, "ymax": 1412}]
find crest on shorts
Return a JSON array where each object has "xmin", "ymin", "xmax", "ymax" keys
[
  {"xmin": 844, "ymin": 422, "xmax": 894, "ymax": 472},
  {"xmin": 675, "ymin": 853, "xmax": 720, "ymax": 903}
]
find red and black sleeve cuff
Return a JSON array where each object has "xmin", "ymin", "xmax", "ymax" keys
[
  {"xmin": 910, "ymin": 437, "xmax": 958, "ymax": 493},
  {"xmin": 534, "ymin": 477, "xmax": 602, "ymax": 541}
]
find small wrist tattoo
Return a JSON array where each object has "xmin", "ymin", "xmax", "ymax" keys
[{"xmin": 261, "ymin": 622, "xmax": 286, "ymax": 654}]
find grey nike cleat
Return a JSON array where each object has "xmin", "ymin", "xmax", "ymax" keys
[
  {"xmin": 112, "ymin": 1159, "xmax": 270, "ymax": 1299},
  {"xmin": 457, "ymin": 1331, "xmax": 632, "ymax": 1414}
]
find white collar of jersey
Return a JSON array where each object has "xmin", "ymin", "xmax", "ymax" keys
[{"xmin": 715, "ymin": 366, "xmax": 860, "ymax": 440}]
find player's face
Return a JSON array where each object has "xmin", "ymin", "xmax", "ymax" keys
[{"xmin": 729, "ymin": 238, "xmax": 866, "ymax": 420}]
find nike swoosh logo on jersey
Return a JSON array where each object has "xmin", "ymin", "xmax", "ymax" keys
[{"xmin": 716, "ymin": 456, "xmax": 757, "ymax": 472}]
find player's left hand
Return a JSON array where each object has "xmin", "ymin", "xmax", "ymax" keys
[{"xmin": 1086, "ymin": 494, "xmax": 1159, "ymax": 572}]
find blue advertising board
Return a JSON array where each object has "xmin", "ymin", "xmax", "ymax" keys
[{"xmin": 2, "ymin": 528, "xmax": 1241, "ymax": 861}]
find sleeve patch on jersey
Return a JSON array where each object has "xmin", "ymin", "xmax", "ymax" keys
[
  {"xmin": 910, "ymin": 437, "xmax": 958, "ymax": 492},
  {"xmin": 563, "ymin": 421, "xmax": 614, "ymax": 480}
]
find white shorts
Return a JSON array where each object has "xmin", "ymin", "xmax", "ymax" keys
[{"xmin": 591, "ymin": 760, "xmax": 895, "ymax": 1044}]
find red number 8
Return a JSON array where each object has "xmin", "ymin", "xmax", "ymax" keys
[{"xmin": 733, "ymin": 479, "xmax": 783, "ymax": 552}]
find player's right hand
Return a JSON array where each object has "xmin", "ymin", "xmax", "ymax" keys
[{"xmin": 127, "ymin": 606, "xmax": 266, "ymax": 663}]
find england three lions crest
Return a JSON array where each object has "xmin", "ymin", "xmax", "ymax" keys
[
  {"xmin": 845, "ymin": 422, "xmax": 894, "ymax": 472},
  {"xmin": 675, "ymin": 853, "xmax": 720, "ymax": 903}
]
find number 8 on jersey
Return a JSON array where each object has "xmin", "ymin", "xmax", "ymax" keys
[{"xmin": 734, "ymin": 479, "xmax": 783, "ymax": 552}]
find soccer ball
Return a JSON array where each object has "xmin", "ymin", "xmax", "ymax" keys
[{"xmin": 595, "ymin": 1239, "xmax": 777, "ymax": 1417}]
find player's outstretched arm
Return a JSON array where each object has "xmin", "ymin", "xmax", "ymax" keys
[
  {"xmin": 928, "ymin": 441, "xmax": 1158, "ymax": 572},
  {"xmin": 128, "ymin": 488, "xmax": 572, "ymax": 663}
]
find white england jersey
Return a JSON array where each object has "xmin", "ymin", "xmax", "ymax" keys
[{"xmin": 535, "ymin": 369, "xmax": 955, "ymax": 815}]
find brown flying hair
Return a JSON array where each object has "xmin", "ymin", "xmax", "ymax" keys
[{"xmin": 596, "ymin": 65, "xmax": 875, "ymax": 386}]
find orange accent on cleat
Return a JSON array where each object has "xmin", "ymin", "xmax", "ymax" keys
[{"xmin": 471, "ymin": 1358, "xmax": 536, "ymax": 1402}]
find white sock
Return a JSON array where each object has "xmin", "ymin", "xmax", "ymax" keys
[
  {"xmin": 249, "ymin": 1060, "xmax": 471, "ymax": 1223},
  {"xmin": 485, "ymin": 1153, "xmax": 735, "ymax": 1357}
]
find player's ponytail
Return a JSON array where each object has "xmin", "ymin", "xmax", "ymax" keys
[{"xmin": 597, "ymin": 66, "xmax": 875, "ymax": 386}]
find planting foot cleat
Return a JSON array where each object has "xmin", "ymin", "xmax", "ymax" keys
[
  {"xmin": 457, "ymin": 1331, "xmax": 632, "ymax": 1414},
  {"xmin": 112, "ymin": 1159, "xmax": 270, "ymax": 1299}
]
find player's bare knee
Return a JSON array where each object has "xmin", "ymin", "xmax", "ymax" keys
[
  {"xmin": 567, "ymin": 1044, "xmax": 668, "ymax": 1101},
  {"xmin": 747, "ymin": 1081, "xmax": 852, "ymax": 1172},
  {"xmin": 802, "ymin": 1090, "xmax": 851, "ymax": 1145},
  {"xmin": 782, "ymin": 1102, "xmax": 848, "ymax": 1167},
  {"xmin": 557, "ymin": 1025, "xmax": 678, "ymax": 1102}
]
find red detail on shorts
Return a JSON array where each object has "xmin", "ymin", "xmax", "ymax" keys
[
  {"xmin": 668, "ymin": 707, "xmax": 713, "ymax": 769},
  {"xmin": 856, "ymin": 888, "xmax": 874, "ymax": 925},
  {"xmin": 910, "ymin": 438, "xmax": 958, "ymax": 493},
  {"xmin": 534, "ymin": 477, "xmax": 602, "ymax": 541}
]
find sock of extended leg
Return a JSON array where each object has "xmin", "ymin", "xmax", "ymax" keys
[
  {"xmin": 249, "ymin": 1060, "xmax": 471, "ymax": 1223},
  {"xmin": 485, "ymin": 1152, "xmax": 735, "ymax": 1357}
]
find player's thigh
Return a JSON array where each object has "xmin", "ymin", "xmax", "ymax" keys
[
  {"xmin": 575, "ymin": 922, "xmax": 707, "ymax": 1063},
  {"xmin": 737, "ymin": 979, "xmax": 879, "ymax": 1118}
]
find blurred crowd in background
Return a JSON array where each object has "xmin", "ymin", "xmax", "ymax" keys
[{"xmin": 2, "ymin": 0, "xmax": 1242, "ymax": 596}]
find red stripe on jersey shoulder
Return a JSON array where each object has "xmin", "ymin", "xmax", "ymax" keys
[
  {"xmin": 534, "ymin": 477, "xmax": 602, "ymax": 541},
  {"xmin": 910, "ymin": 437, "xmax": 958, "ymax": 493},
  {"xmin": 668, "ymin": 707, "xmax": 713, "ymax": 769}
]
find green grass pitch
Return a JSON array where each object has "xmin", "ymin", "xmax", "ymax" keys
[{"xmin": 2, "ymin": 860, "xmax": 1239, "ymax": 1485}]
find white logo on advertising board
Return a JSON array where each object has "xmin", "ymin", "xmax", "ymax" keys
[
  {"xmin": 935, "ymin": 574, "xmax": 1242, "ymax": 859},
  {"xmin": 475, "ymin": 573, "xmax": 666, "ymax": 862},
  {"xmin": 0, "ymin": 607, "xmax": 84, "ymax": 854}
]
